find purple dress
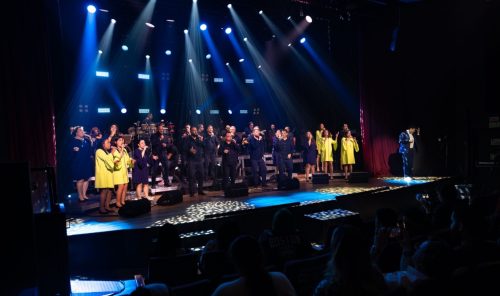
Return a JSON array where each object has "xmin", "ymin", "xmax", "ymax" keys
[
  {"xmin": 132, "ymin": 148, "xmax": 150, "ymax": 185},
  {"xmin": 303, "ymin": 140, "xmax": 318, "ymax": 165}
]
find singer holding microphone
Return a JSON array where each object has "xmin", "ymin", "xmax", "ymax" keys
[
  {"xmin": 219, "ymin": 132, "xmax": 241, "ymax": 189},
  {"xmin": 340, "ymin": 130, "xmax": 360, "ymax": 180},
  {"xmin": 112, "ymin": 136, "xmax": 132, "ymax": 207},
  {"xmin": 132, "ymin": 139, "xmax": 152, "ymax": 200},
  {"xmin": 245, "ymin": 126, "xmax": 268, "ymax": 187},
  {"xmin": 184, "ymin": 126, "xmax": 206, "ymax": 197},
  {"xmin": 69, "ymin": 126, "xmax": 93, "ymax": 202}
]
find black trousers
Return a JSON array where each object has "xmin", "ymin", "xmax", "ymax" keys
[
  {"xmin": 204, "ymin": 154, "xmax": 217, "ymax": 181},
  {"xmin": 151, "ymin": 154, "xmax": 171, "ymax": 185},
  {"xmin": 278, "ymin": 158, "xmax": 293, "ymax": 179},
  {"xmin": 402, "ymin": 148, "xmax": 415, "ymax": 177},
  {"xmin": 251, "ymin": 158, "xmax": 267, "ymax": 186},
  {"xmin": 222, "ymin": 162, "xmax": 237, "ymax": 189},
  {"xmin": 187, "ymin": 161, "xmax": 204, "ymax": 195}
]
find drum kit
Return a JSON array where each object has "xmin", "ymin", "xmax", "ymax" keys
[{"xmin": 124, "ymin": 121, "xmax": 174, "ymax": 147}]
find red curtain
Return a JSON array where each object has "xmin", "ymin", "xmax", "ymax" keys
[{"xmin": 0, "ymin": 0, "xmax": 56, "ymax": 167}]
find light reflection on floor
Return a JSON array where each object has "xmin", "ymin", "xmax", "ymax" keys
[{"xmin": 378, "ymin": 176, "xmax": 444, "ymax": 186}]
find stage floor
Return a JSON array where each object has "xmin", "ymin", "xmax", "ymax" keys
[{"xmin": 65, "ymin": 176, "xmax": 448, "ymax": 236}]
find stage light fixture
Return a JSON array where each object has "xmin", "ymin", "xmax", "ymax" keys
[
  {"xmin": 193, "ymin": 0, "xmax": 197, "ymax": 3},
  {"xmin": 200, "ymin": 23, "xmax": 207, "ymax": 31},
  {"xmin": 188, "ymin": 59, "xmax": 193, "ymax": 63},
  {"xmin": 287, "ymin": 16, "xmax": 291, "ymax": 20},
  {"xmin": 121, "ymin": 108, "xmax": 127, "ymax": 114},
  {"xmin": 121, "ymin": 45, "xmax": 128, "ymax": 51},
  {"xmin": 228, "ymin": 109, "xmax": 233, "ymax": 114},
  {"xmin": 300, "ymin": 37, "xmax": 306, "ymax": 44},
  {"xmin": 145, "ymin": 22, "xmax": 155, "ymax": 28},
  {"xmin": 259, "ymin": 10, "xmax": 263, "ymax": 15},
  {"xmin": 257, "ymin": 65, "xmax": 262, "ymax": 69},
  {"xmin": 206, "ymin": 54, "xmax": 212, "ymax": 59},
  {"xmin": 288, "ymin": 43, "xmax": 291, "ymax": 47},
  {"xmin": 243, "ymin": 37, "xmax": 248, "ymax": 42},
  {"xmin": 227, "ymin": 4, "xmax": 232, "ymax": 8},
  {"xmin": 225, "ymin": 62, "xmax": 229, "ymax": 66},
  {"xmin": 87, "ymin": 5, "xmax": 96, "ymax": 14},
  {"xmin": 239, "ymin": 58, "xmax": 244, "ymax": 63},
  {"xmin": 160, "ymin": 109, "xmax": 166, "ymax": 114},
  {"xmin": 305, "ymin": 15, "xmax": 313, "ymax": 23},
  {"xmin": 195, "ymin": 109, "xmax": 201, "ymax": 114},
  {"xmin": 95, "ymin": 71, "xmax": 109, "ymax": 77},
  {"xmin": 98, "ymin": 50, "xmax": 103, "ymax": 54},
  {"xmin": 184, "ymin": 29, "xmax": 188, "ymax": 34},
  {"xmin": 165, "ymin": 50, "xmax": 172, "ymax": 55},
  {"xmin": 146, "ymin": 55, "xmax": 150, "ymax": 59},
  {"xmin": 111, "ymin": 19, "xmax": 116, "ymax": 24},
  {"xmin": 225, "ymin": 27, "xmax": 232, "ymax": 34}
]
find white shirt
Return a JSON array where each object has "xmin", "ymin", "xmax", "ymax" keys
[{"xmin": 407, "ymin": 130, "xmax": 414, "ymax": 149}]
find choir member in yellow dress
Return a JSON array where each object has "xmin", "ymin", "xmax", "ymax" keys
[
  {"xmin": 320, "ymin": 129, "xmax": 339, "ymax": 178},
  {"xmin": 112, "ymin": 136, "xmax": 132, "ymax": 208},
  {"xmin": 340, "ymin": 130, "xmax": 360, "ymax": 180},
  {"xmin": 315, "ymin": 123, "xmax": 326, "ymax": 171},
  {"xmin": 95, "ymin": 138, "xmax": 115, "ymax": 214}
]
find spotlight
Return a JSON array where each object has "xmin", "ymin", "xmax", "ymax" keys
[
  {"xmin": 195, "ymin": 109, "xmax": 201, "ymax": 114},
  {"xmin": 239, "ymin": 58, "xmax": 244, "ymax": 63},
  {"xmin": 228, "ymin": 109, "xmax": 232, "ymax": 114},
  {"xmin": 121, "ymin": 108, "xmax": 127, "ymax": 114},
  {"xmin": 300, "ymin": 37, "xmax": 306, "ymax": 44},
  {"xmin": 145, "ymin": 22, "xmax": 155, "ymax": 28},
  {"xmin": 188, "ymin": 59, "xmax": 193, "ymax": 63},
  {"xmin": 165, "ymin": 50, "xmax": 172, "ymax": 55},
  {"xmin": 206, "ymin": 54, "xmax": 212, "ymax": 59},
  {"xmin": 257, "ymin": 65, "xmax": 262, "ymax": 69},
  {"xmin": 184, "ymin": 29, "xmax": 188, "ymax": 34},
  {"xmin": 98, "ymin": 50, "xmax": 103, "ymax": 54},
  {"xmin": 288, "ymin": 43, "xmax": 292, "ymax": 47},
  {"xmin": 121, "ymin": 45, "xmax": 128, "ymax": 51},
  {"xmin": 225, "ymin": 62, "xmax": 229, "ymax": 66},
  {"xmin": 287, "ymin": 16, "xmax": 291, "ymax": 20},
  {"xmin": 87, "ymin": 5, "xmax": 96, "ymax": 14},
  {"xmin": 193, "ymin": 0, "xmax": 197, "ymax": 3},
  {"xmin": 111, "ymin": 18, "xmax": 116, "ymax": 24},
  {"xmin": 259, "ymin": 10, "xmax": 263, "ymax": 15},
  {"xmin": 243, "ymin": 37, "xmax": 248, "ymax": 42},
  {"xmin": 305, "ymin": 15, "xmax": 313, "ymax": 23},
  {"xmin": 160, "ymin": 109, "xmax": 166, "ymax": 114},
  {"xmin": 227, "ymin": 4, "xmax": 232, "ymax": 8},
  {"xmin": 200, "ymin": 23, "xmax": 207, "ymax": 31},
  {"xmin": 146, "ymin": 55, "xmax": 150, "ymax": 59},
  {"xmin": 225, "ymin": 27, "xmax": 232, "ymax": 34}
]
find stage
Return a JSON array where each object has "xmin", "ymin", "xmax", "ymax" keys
[{"xmin": 65, "ymin": 176, "xmax": 450, "ymax": 237}]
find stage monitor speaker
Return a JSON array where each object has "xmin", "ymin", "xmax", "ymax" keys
[
  {"xmin": 118, "ymin": 198, "xmax": 151, "ymax": 217},
  {"xmin": 312, "ymin": 173, "xmax": 329, "ymax": 184},
  {"xmin": 348, "ymin": 172, "xmax": 370, "ymax": 183},
  {"xmin": 224, "ymin": 183, "xmax": 249, "ymax": 198},
  {"xmin": 157, "ymin": 190, "xmax": 183, "ymax": 206},
  {"xmin": 278, "ymin": 176, "xmax": 300, "ymax": 190}
]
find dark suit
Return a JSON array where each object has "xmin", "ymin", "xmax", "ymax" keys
[
  {"xmin": 247, "ymin": 136, "xmax": 267, "ymax": 186},
  {"xmin": 219, "ymin": 141, "xmax": 240, "ymax": 188},
  {"xmin": 399, "ymin": 131, "xmax": 417, "ymax": 177},
  {"xmin": 184, "ymin": 136, "xmax": 205, "ymax": 195}
]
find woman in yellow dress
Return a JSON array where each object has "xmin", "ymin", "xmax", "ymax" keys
[
  {"xmin": 95, "ymin": 138, "xmax": 115, "ymax": 214},
  {"xmin": 340, "ymin": 130, "xmax": 359, "ymax": 180},
  {"xmin": 112, "ymin": 136, "xmax": 132, "ymax": 208},
  {"xmin": 315, "ymin": 123, "xmax": 326, "ymax": 170},
  {"xmin": 320, "ymin": 129, "xmax": 338, "ymax": 178}
]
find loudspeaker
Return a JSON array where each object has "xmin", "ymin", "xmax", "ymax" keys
[
  {"xmin": 312, "ymin": 173, "xmax": 329, "ymax": 184},
  {"xmin": 278, "ymin": 176, "xmax": 300, "ymax": 190},
  {"xmin": 348, "ymin": 172, "xmax": 370, "ymax": 183},
  {"xmin": 118, "ymin": 198, "xmax": 151, "ymax": 217},
  {"xmin": 157, "ymin": 190, "xmax": 183, "ymax": 206},
  {"xmin": 224, "ymin": 183, "xmax": 249, "ymax": 198}
]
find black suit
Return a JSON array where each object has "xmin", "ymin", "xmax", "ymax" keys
[
  {"xmin": 184, "ymin": 136, "xmax": 205, "ymax": 195},
  {"xmin": 219, "ymin": 141, "xmax": 240, "ymax": 188}
]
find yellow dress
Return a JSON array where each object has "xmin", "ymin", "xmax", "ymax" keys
[
  {"xmin": 112, "ymin": 149, "xmax": 131, "ymax": 185},
  {"xmin": 340, "ymin": 137, "xmax": 359, "ymax": 165},
  {"xmin": 320, "ymin": 137, "xmax": 338, "ymax": 162},
  {"xmin": 315, "ymin": 130, "xmax": 323, "ymax": 144},
  {"xmin": 95, "ymin": 149, "xmax": 115, "ymax": 188}
]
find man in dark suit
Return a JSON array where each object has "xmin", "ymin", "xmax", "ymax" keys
[
  {"xmin": 184, "ymin": 126, "xmax": 205, "ymax": 196},
  {"xmin": 399, "ymin": 125, "xmax": 418, "ymax": 178},
  {"xmin": 219, "ymin": 133, "xmax": 240, "ymax": 189},
  {"xmin": 244, "ymin": 126, "xmax": 268, "ymax": 187}
]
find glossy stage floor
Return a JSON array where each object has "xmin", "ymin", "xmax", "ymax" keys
[{"xmin": 66, "ymin": 176, "xmax": 450, "ymax": 237}]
